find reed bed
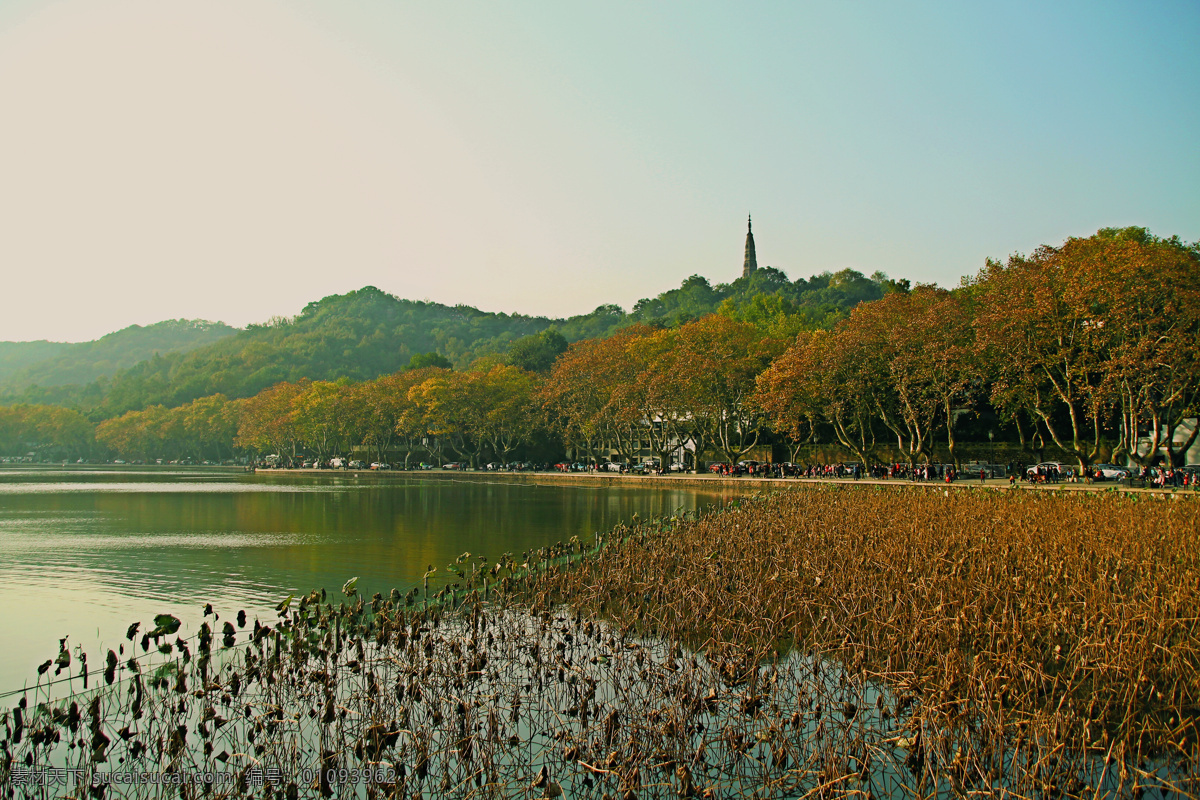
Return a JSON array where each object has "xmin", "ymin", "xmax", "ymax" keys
[
  {"xmin": 518, "ymin": 485, "xmax": 1200, "ymax": 797},
  {"xmin": 1, "ymin": 485, "xmax": 1197, "ymax": 799}
]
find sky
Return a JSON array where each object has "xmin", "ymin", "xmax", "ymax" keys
[{"xmin": 0, "ymin": 0, "xmax": 1196, "ymax": 343}]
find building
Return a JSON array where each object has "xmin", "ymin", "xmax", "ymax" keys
[{"xmin": 743, "ymin": 214, "xmax": 757, "ymax": 278}]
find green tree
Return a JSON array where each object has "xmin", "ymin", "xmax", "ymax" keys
[
  {"xmin": 506, "ymin": 329, "xmax": 568, "ymax": 373},
  {"xmin": 407, "ymin": 352, "xmax": 453, "ymax": 371}
]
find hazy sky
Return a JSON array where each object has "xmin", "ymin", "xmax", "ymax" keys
[{"xmin": 1, "ymin": 1, "xmax": 1196, "ymax": 342}]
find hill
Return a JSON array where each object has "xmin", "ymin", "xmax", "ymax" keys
[
  {"xmin": 3, "ymin": 267, "xmax": 895, "ymax": 417},
  {"xmin": 93, "ymin": 289, "xmax": 556, "ymax": 416},
  {"xmin": 0, "ymin": 320, "xmax": 236, "ymax": 400},
  {"xmin": 0, "ymin": 340, "xmax": 72, "ymax": 383}
]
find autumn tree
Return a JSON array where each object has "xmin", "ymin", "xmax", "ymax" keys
[
  {"xmin": 409, "ymin": 370, "xmax": 488, "ymax": 467},
  {"xmin": 668, "ymin": 315, "xmax": 784, "ymax": 466},
  {"xmin": 622, "ymin": 327, "xmax": 698, "ymax": 469},
  {"xmin": 755, "ymin": 330, "xmax": 880, "ymax": 466},
  {"xmin": 350, "ymin": 369, "xmax": 436, "ymax": 467},
  {"xmin": 539, "ymin": 326, "xmax": 657, "ymax": 465},
  {"xmin": 95, "ymin": 405, "xmax": 173, "ymax": 461},
  {"xmin": 176, "ymin": 394, "xmax": 238, "ymax": 462},
  {"xmin": 835, "ymin": 286, "xmax": 976, "ymax": 468},
  {"xmin": 752, "ymin": 332, "xmax": 824, "ymax": 462},
  {"xmin": 476, "ymin": 365, "xmax": 541, "ymax": 463},
  {"xmin": 0, "ymin": 404, "xmax": 95, "ymax": 459},
  {"xmin": 974, "ymin": 228, "xmax": 1200, "ymax": 472},
  {"xmin": 235, "ymin": 381, "xmax": 306, "ymax": 463},
  {"xmin": 1091, "ymin": 228, "xmax": 1200, "ymax": 466},
  {"xmin": 291, "ymin": 379, "xmax": 359, "ymax": 461}
]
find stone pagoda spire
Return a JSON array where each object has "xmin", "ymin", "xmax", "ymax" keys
[{"xmin": 742, "ymin": 214, "xmax": 758, "ymax": 278}]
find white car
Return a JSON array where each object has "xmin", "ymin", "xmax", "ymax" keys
[
  {"xmin": 1093, "ymin": 464, "xmax": 1131, "ymax": 479},
  {"xmin": 1026, "ymin": 461, "xmax": 1065, "ymax": 475}
]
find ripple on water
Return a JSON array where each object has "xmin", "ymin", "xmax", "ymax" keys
[
  {"xmin": 0, "ymin": 530, "xmax": 313, "ymax": 554},
  {"xmin": 0, "ymin": 481, "xmax": 355, "ymax": 494}
]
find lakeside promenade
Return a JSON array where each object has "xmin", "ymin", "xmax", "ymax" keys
[{"xmin": 257, "ymin": 467, "xmax": 1197, "ymax": 496}]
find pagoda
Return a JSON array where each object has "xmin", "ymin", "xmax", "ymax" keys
[{"xmin": 743, "ymin": 214, "xmax": 758, "ymax": 278}]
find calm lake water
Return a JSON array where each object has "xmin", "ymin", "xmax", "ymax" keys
[{"xmin": 0, "ymin": 466, "xmax": 733, "ymax": 693}]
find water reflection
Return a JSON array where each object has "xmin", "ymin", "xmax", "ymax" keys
[{"xmin": 0, "ymin": 467, "xmax": 731, "ymax": 692}]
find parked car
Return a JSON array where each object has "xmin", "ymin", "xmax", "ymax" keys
[
  {"xmin": 442, "ymin": 463, "xmax": 463, "ymax": 470},
  {"xmin": 348, "ymin": 460, "xmax": 366, "ymax": 469},
  {"xmin": 370, "ymin": 462, "xmax": 390, "ymax": 470},
  {"xmin": 1026, "ymin": 461, "xmax": 1066, "ymax": 475},
  {"xmin": 1093, "ymin": 464, "xmax": 1131, "ymax": 480}
]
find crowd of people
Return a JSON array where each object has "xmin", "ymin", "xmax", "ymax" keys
[{"xmin": 258, "ymin": 453, "xmax": 1196, "ymax": 489}]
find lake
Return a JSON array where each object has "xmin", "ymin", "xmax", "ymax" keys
[{"xmin": 0, "ymin": 466, "xmax": 732, "ymax": 693}]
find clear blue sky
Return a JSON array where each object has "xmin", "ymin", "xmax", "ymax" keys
[{"xmin": 0, "ymin": 0, "xmax": 1196, "ymax": 341}]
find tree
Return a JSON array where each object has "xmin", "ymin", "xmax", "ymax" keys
[
  {"xmin": 407, "ymin": 352, "xmax": 452, "ymax": 371},
  {"xmin": 975, "ymin": 248, "xmax": 1109, "ymax": 473},
  {"xmin": 507, "ymin": 329, "xmax": 568, "ymax": 373},
  {"xmin": 668, "ymin": 315, "xmax": 783, "ymax": 466},
  {"xmin": 835, "ymin": 286, "xmax": 976, "ymax": 468},
  {"xmin": 476, "ymin": 365, "xmax": 541, "ymax": 463},
  {"xmin": 752, "ymin": 331, "xmax": 821, "ymax": 463},
  {"xmin": 1091, "ymin": 229, "xmax": 1200, "ymax": 466},
  {"xmin": 974, "ymin": 228, "xmax": 1200, "ymax": 472},
  {"xmin": 177, "ymin": 394, "xmax": 238, "ymax": 462},
  {"xmin": 404, "ymin": 364, "xmax": 541, "ymax": 467},
  {"xmin": 352, "ymin": 370, "xmax": 434, "ymax": 467},
  {"xmin": 0, "ymin": 404, "xmax": 96, "ymax": 460},
  {"xmin": 292, "ymin": 379, "xmax": 358, "ymax": 461},
  {"xmin": 755, "ymin": 330, "xmax": 879, "ymax": 466},
  {"xmin": 409, "ymin": 370, "xmax": 488, "ymax": 467},
  {"xmin": 622, "ymin": 327, "xmax": 698, "ymax": 470},
  {"xmin": 95, "ymin": 405, "xmax": 172, "ymax": 461},
  {"xmin": 539, "ymin": 326, "xmax": 656, "ymax": 465},
  {"xmin": 236, "ymin": 381, "xmax": 306, "ymax": 463}
]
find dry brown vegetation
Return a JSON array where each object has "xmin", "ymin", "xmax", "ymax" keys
[{"xmin": 520, "ymin": 485, "xmax": 1200, "ymax": 795}]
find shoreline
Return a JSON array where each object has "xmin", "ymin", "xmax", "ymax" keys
[{"xmin": 255, "ymin": 466, "xmax": 1198, "ymax": 496}]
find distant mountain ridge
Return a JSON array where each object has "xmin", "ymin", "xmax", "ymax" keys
[
  {"xmin": 0, "ymin": 319, "xmax": 237, "ymax": 394},
  {"xmin": 1, "ymin": 267, "xmax": 895, "ymax": 417}
]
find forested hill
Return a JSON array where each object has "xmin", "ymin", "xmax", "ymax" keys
[
  {"xmin": 0, "ymin": 340, "xmax": 72, "ymax": 382},
  {"xmin": 0, "ymin": 320, "xmax": 236, "ymax": 397},
  {"xmin": 89, "ymin": 288, "xmax": 559, "ymax": 416},
  {"xmin": 3, "ymin": 267, "xmax": 896, "ymax": 417}
]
